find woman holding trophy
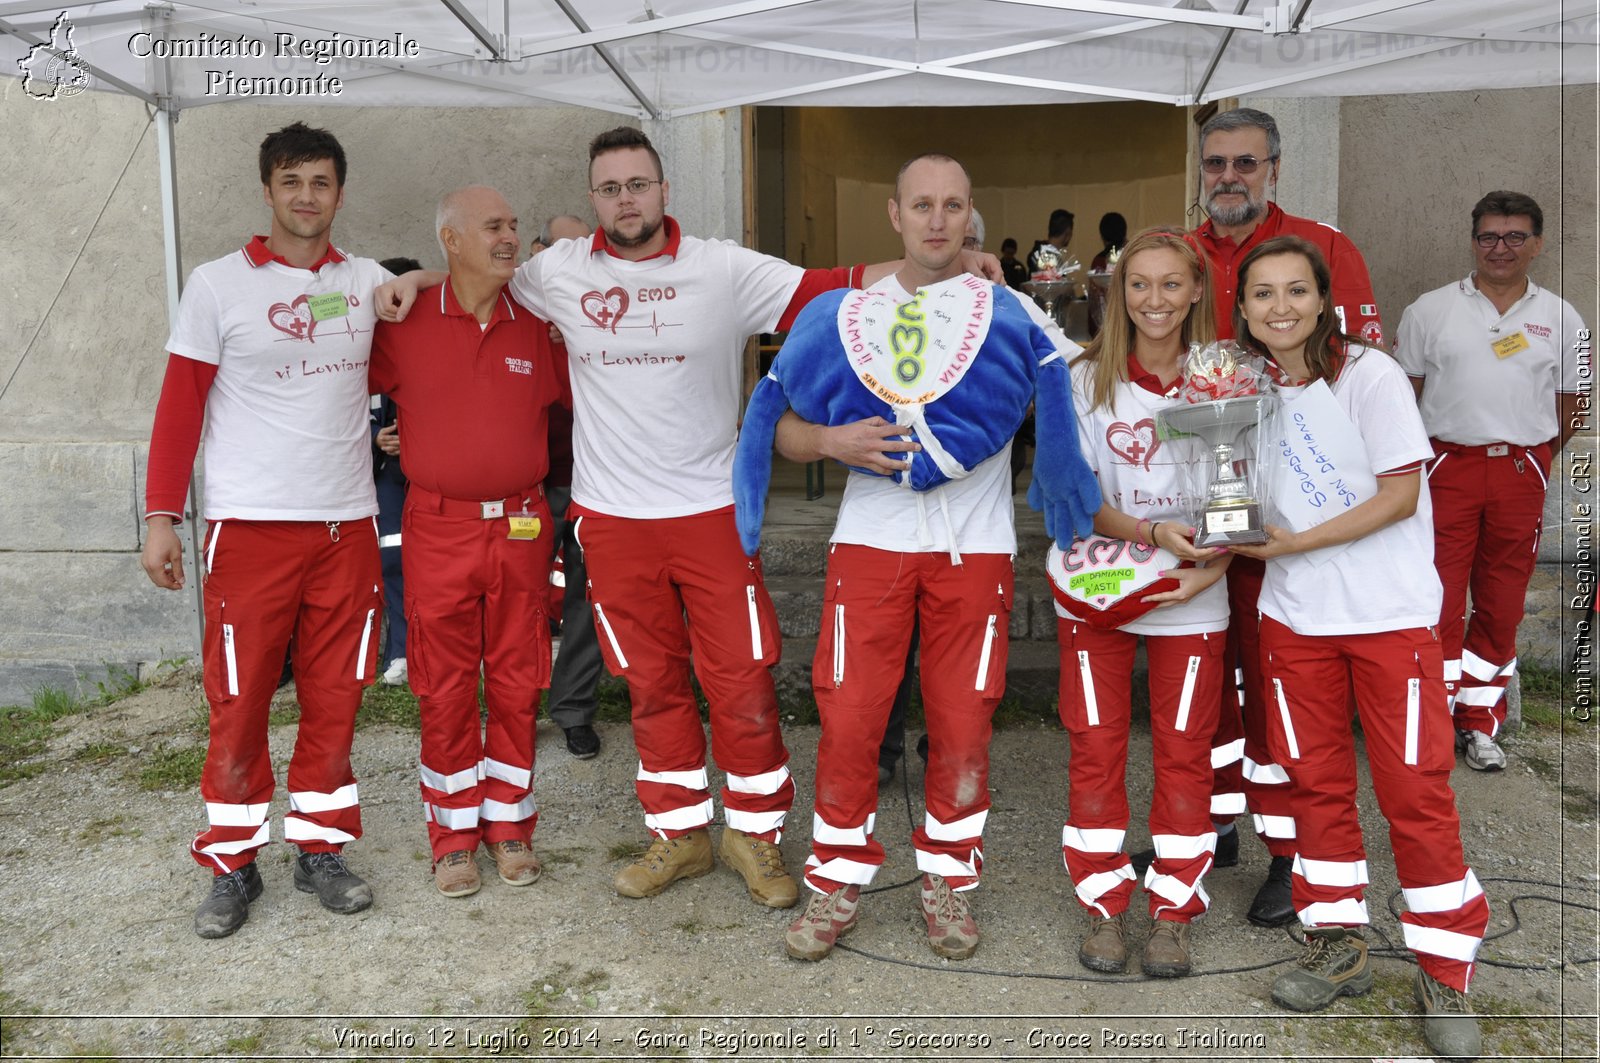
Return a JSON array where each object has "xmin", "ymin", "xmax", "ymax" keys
[
  {"xmin": 1052, "ymin": 227, "xmax": 1233, "ymax": 978},
  {"xmin": 1227, "ymin": 236, "xmax": 1487, "ymax": 1060}
]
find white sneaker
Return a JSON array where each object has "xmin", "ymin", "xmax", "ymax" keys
[
  {"xmin": 1458, "ymin": 729, "xmax": 1506, "ymax": 771},
  {"xmin": 381, "ymin": 657, "xmax": 408, "ymax": 687}
]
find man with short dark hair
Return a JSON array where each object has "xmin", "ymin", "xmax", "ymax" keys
[
  {"xmin": 142, "ymin": 121, "xmax": 390, "ymax": 938},
  {"xmin": 1027, "ymin": 207, "xmax": 1075, "ymax": 276},
  {"xmin": 1397, "ymin": 190, "xmax": 1588, "ymax": 771},
  {"xmin": 999, "ymin": 237, "xmax": 1028, "ymax": 291},
  {"xmin": 1189, "ymin": 106, "xmax": 1386, "ymax": 930},
  {"xmin": 376, "ymin": 126, "xmax": 999, "ymax": 911}
]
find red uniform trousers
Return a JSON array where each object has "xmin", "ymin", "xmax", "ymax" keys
[
  {"xmin": 404, "ymin": 486, "xmax": 553, "ymax": 860},
  {"xmin": 1210, "ymin": 558, "xmax": 1298, "ymax": 856},
  {"xmin": 575, "ymin": 507, "xmax": 793, "ymax": 841},
  {"xmin": 804, "ymin": 546, "xmax": 1012, "ymax": 895},
  {"xmin": 1427, "ymin": 440, "xmax": 1551, "ymax": 737},
  {"xmin": 1260, "ymin": 617, "xmax": 1489, "ymax": 992},
  {"xmin": 192, "ymin": 518, "xmax": 380, "ymax": 874},
  {"xmin": 1058, "ymin": 621, "xmax": 1224, "ymax": 921}
]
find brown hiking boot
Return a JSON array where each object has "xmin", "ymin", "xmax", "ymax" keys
[
  {"xmin": 487, "ymin": 839, "xmax": 542, "ymax": 886},
  {"xmin": 434, "ymin": 849, "xmax": 481, "ymax": 898},
  {"xmin": 784, "ymin": 884, "xmax": 861, "ymax": 961},
  {"xmin": 920, "ymin": 874, "xmax": 980, "ymax": 960},
  {"xmin": 1142, "ymin": 918, "xmax": 1192, "ymax": 978},
  {"xmin": 1078, "ymin": 912, "xmax": 1128, "ymax": 973},
  {"xmin": 613, "ymin": 829, "xmax": 713, "ymax": 898},
  {"xmin": 719, "ymin": 828, "xmax": 799, "ymax": 909},
  {"xmin": 1272, "ymin": 927, "xmax": 1372, "ymax": 1011},
  {"xmin": 1415, "ymin": 967, "xmax": 1482, "ymax": 1060}
]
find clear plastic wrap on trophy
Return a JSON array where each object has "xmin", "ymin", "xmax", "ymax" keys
[{"xmin": 1154, "ymin": 342, "xmax": 1278, "ymax": 548}]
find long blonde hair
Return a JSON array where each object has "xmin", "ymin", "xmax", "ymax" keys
[{"xmin": 1073, "ymin": 226, "xmax": 1215, "ymax": 413}]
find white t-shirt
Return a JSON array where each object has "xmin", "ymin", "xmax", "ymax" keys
[
  {"xmin": 510, "ymin": 231, "xmax": 805, "ymax": 518},
  {"xmin": 1070, "ymin": 357, "xmax": 1229, "ymax": 636},
  {"xmin": 1395, "ymin": 274, "xmax": 1587, "ymax": 446},
  {"xmin": 166, "ymin": 247, "xmax": 391, "ymax": 521},
  {"xmin": 1256, "ymin": 346, "xmax": 1442, "ymax": 636},
  {"xmin": 831, "ymin": 277, "xmax": 1074, "ymax": 556}
]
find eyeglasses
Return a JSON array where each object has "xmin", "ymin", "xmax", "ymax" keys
[
  {"xmin": 1200, "ymin": 154, "xmax": 1277, "ymax": 175},
  {"xmin": 591, "ymin": 178, "xmax": 662, "ymax": 199},
  {"xmin": 1473, "ymin": 231, "xmax": 1532, "ymax": 249},
  {"xmin": 962, "ymin": 236, "xmax": 980, "ymax": 250}
]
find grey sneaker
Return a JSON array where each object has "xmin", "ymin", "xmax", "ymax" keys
[
  {"xmin": 1415, "ymin": 967, "xmax": 1482, "ymax": 1060},
  {"xmin": 194, "ymin": 863, "xmax": 263, "ymax": 939},
  {"xmin": 1458, "ymin": 730, "xmax": 1507, "ymax": 772},
  {"xmin": 293, "ymin": 851, "xmax": 374, "ymax": 913},
  {"xmin": 1271, "ymin": 927, "xmax": 1372, "ymax": 1011}
]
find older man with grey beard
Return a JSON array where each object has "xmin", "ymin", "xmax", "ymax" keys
[{"xmin": 1186, "ymin": 106, "xmax": 1385, "ymax": 934}]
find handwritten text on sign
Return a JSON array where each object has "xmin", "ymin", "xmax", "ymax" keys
[{"xmin": 1267, "ymin": 379, "xmax": 1376, "ymax": 534}]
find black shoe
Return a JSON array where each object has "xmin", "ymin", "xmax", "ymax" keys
[
  {"xmin": 564, "ymin": 724, "xmax": 601, "ymax": 759},
  {"xmin": 877, "ymin": 760, "xmax": 896, "ymax": 786},
  {"xmin": 1247, "ymin": 855, "xmax": 1296, "ymax": 927},
  {"xmin": 1214, "ymin": 826, "xmax": 1240, "ymax": 868},
  {"xmin": 293, "ymin": 851, "xmax": 373, "ymax": 914},
  {"xmin": 1130, "ymin": 847, "xmax": 1156, "ymax": 877},
  {"xmin": 194, "ymin": 863, "xmax": 263, "ymax": 939},
  {"xmin": 915, "ymin": 732, "xmax": 929, "ymax": 763}
]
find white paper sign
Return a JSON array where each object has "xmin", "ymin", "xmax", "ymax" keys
[{"xmin": 1266, "ymin": 380, "xmax": 1377, "ymax": 565}]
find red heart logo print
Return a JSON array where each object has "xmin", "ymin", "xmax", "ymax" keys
[
  {"xmin": 580, "ymin": 287, "xmax": 629, "ymax": 333},
  {"xmin": 267, "ymin": 295, "xmax": 316, "ymax": 342},
  {"xmin": 1106, "ymin": 418, "xmax": 1159, "ymax": 469}
]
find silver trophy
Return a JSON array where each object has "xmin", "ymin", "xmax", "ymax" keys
[{"xmin": 1155, "ymin": 343, "xmax": 1274, "ymax": 547}]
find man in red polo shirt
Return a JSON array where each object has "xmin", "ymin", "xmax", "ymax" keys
[
  {"xmin": 1190, "ymin": 107, "xmax": 1384, "ymax": 929},
  {"xmin": 369, "ymin": 185, "xmax": 564, "ymax": 899}
]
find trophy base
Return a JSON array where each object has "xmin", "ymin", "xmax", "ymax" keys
[{"xmin": 1195, "ymin": 502, "xmax": 1266, "ymax": 548}]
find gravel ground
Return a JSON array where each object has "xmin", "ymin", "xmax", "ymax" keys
[{"xmin": 0, "ymin": 668, "xmax": 1596, "ymax": 1062}]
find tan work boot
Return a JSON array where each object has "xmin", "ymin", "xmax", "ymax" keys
[
  {"xmin": 1078, "ymin": 912, "xmax": 1128, "ymax": 973},
  {"xmin": 784, "ymin": 884, "xmax": 861, "ymax": 961},
  {"xmin": 613, "ymin": 829, "xmax": 714, "ymax": 898},
  {"xmin": 486, "ymin": 839, "xmax": 542, "ymax": 886},
  {"xmin": 1272, "ymin": 927, "xmax": 1372, "ymax": 1011},
  {"xmin": 434, "ymin": 849, "xmax": 481, "ymax": 898},
  {"xmin": 719, "ymin": 827, "xmax": 799, "ymax": 908},
  {"xmin": 1142, "ymin": 918, "xmax": 1192, "ymax": 978},
  {"xmin": 920, "ymin": 874, "xmax": 980, "ymax": 960}
]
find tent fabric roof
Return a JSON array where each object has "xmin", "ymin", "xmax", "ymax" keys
[{"xmin": 3, "ymin": 1, "xmax": 1594, "ymax": 118}]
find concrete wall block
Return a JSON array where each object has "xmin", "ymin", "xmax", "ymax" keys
[
  {"xmin": 1521, "ymin": 562, "xmax": 1587, "ymax": 668},
  {"xmin": 0, "ymin": 658, "xmax": 145, "ymax": 710},
  {"xmin": 0, "ymin": 441, "xmax": 151, "ymax": 551},
  {"xmin": 0, "ymin": 552, "xmax": 197, "ymax": 664}
]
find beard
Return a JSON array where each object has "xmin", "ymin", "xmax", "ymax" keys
[
  {"xmin": 604, "ymin": 214, "xmax": 661, "ymax": 249},
  {"xmin": 1205, "ymin": 181, "xmax": 1268, "ymax": 227}
]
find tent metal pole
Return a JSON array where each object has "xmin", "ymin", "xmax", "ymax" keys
[
  {"xmin": 1193, "ymin": 0, "xmax": 1252, "ymax": 103},
  {"xmin": 146, "ymin": 4, "xmax": 204, "ymax": 652}
]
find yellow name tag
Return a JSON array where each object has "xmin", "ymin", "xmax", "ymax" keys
[
  {"xmin": 507, "ymin": 515, "xmax": 541, "ymax": 540},
  {"xmin": 307, "ymin": 292, "xmax": 350, "ymax": 321},
  {"xmin": 1491, "ymin": 331, "xmax": 1530, "ymax": 359}
]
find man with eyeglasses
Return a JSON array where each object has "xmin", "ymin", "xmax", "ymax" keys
[
  {"xmin": 1395, "ymin": 190, "xmax": 1588, "ymax": 772},
  {"xmin": 376, "ymin": 126, "xmax": 1000, "ymax": 912},
  {"xmin": 1189, "ymin": 106, "xmax": 1384, "ymax": 932}
]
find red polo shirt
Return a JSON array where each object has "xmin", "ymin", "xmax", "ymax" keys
[
  {"xmin": 370, "ymin": 280, "xmax": 562, "ymax": 500},
  {"xmin": 1195, "ymin": 203, "xmax": 1383, "ymax": 347}
]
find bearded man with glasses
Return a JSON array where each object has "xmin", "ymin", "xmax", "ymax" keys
[
  {"xmin": 1395, "ymin": 191, "xmax": 1588, "ymax": 773},
  {"xmin": 1186, "ymin": 106, "xmax": 1386, "ymax": 932}
]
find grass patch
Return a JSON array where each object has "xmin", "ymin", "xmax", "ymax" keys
[
  {"xmin": 78, "ymin": 815, "xmax": 141, "ymax": 843},
  {"xmin": 357, "ymin": 683, "xmax": 421, "ymax": 732},
  {"xmin": 136, "ymin": 744, "xmax": 206, "ymax": 791},
  {"xmin": 607, "ymin": 840, "xmax": 647, "ymax": 862},
  {"xmin": 537, "ymin": 846, "xmax": 588, "ymax": 869},
  {"xmin": 0, "ymin": 687, "xmax": 90, "ymax": 787},
  {"xmin": 223, "ymin": 1032, "xmax": 264, "ymax": 1055},
  {"xmin": 521, "ymin": 963, "xmax": 610, "ymax": 1019},
  {"xmin": 71, "ymin": 740, "xmax": 130, "ymax": 763}
]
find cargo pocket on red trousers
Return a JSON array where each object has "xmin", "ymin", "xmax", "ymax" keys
[
  {"xmin": 406, "ymin": 610, "xmax": 434, "ymax": 699},
  {"xmin": 812, "ymin": 575, "xmax": 845, "ymax": 691},
  {"xmin": 744, "ymin": 556, "xmax": 781, "ymax": 668},
  {"xmin": 974, "ymin": 582, "xmax": 1011, "ymax": 700},
  {"xmin": 1406, "ymin": 628, "xmax": 1454, "ymax": 773}
]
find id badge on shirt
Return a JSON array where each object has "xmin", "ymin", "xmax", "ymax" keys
[
  {"xmin": 307, "ymin": 291, "xmax": 350, "ymax": 321},
  {"xmin": 507, "ymin": 511, "xmax": 542, "ymax": 540},
  {"xmin": 1491, "ymin": 330, "xmax": 1531, "ymax": 359}
]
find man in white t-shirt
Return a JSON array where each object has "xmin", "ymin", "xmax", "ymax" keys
[
  {"xmin": 141, "ymin": 122, "xmax": 390, "ymax": 938},
  {"xmin": 775, "ymin": 154, "xmax": 1080, "ymax": 962},
  {"xmin": 1396, "ymin": 190, "xmax": 1588, "ymax": 771},
  {"xmin": 374, "ymin": 128, "xmax": 1001, "ymax": 911}
]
